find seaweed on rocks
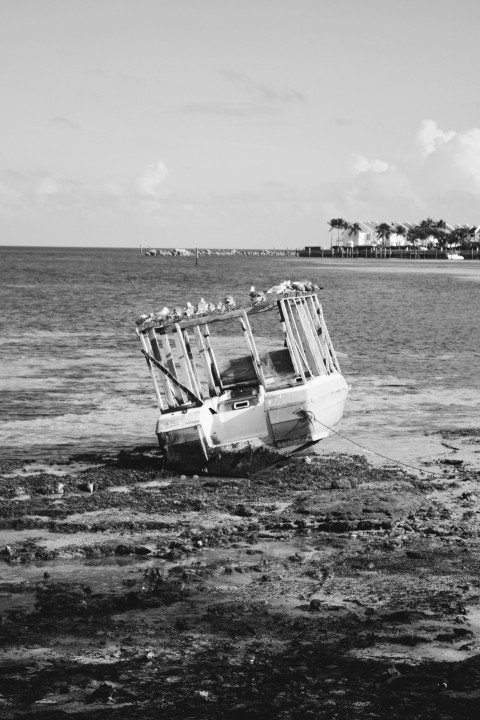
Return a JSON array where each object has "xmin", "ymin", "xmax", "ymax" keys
[{"xmin": 2, "ymin": 447, "xmax": 480, "ymax": 718}]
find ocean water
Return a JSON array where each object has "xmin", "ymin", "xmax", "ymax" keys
[{"xmin": 1, "ymin": 247, "xmax": 479, "ymax": 467}]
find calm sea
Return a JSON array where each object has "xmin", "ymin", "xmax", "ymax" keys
[{"xmin": 1, "ymin": 247, "xmax": 479, "ymax": 466}]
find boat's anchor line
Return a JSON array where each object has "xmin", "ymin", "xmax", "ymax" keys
[{"xmin": 300, "ymin": 409, "xmax": 445, "ymax": 478}]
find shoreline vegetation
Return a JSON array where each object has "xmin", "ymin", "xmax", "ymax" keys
[
  {"xmin": 320, "ymin": 217, "xmax": 480, "ymax": 260},
  {"xmin": 2, "ymin": 434, "xmax": 480, "ymax": 718}
]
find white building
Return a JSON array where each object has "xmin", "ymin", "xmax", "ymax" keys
[
  {"xmin": 338, "ymin": 221, "xmax": 411, "ymax": 247},
  {"xmin": 337, "ymin": 221, "xmax": 377, "ymax": 247}
]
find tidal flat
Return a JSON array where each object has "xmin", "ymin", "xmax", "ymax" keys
[{"xmin": 1, "ymin": 436, "xmax": 480, "ymax": 719}]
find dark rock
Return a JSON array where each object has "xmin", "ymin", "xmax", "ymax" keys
[
  {"xmin": 203, "ymin": 479, "xmax": 220, "ymax": 488},
  {"xmin": 162, "ymin": 548, "xmax": 183, "ymax": 561},
  {"xmin": 115, "ymin": 544, "xmax": 136, "ymax": 555},
  {"xmin": 135, "ymin": 546, "xmax": 152, "ymax": 555},
  {"xmin": 384, "ymin": 610, "xmax": 418, "ymax": 622},
  {"xmin": 453, "ymin": 627, "xmax": 474, "ymax": 637},
  {"xmin": 89, "ymin": 682, "xmax": 114, "ymax": 702},
  {"xmin": 233, "ymin": 504, "xmax": 256, "ymax": 517},
  {"xmin": 390, "ymin": 634, "xmax": 431, "ymax": 646},
  {"xmin": 122, "ymin": 592, "xmax": 141, "ymax": 609}
]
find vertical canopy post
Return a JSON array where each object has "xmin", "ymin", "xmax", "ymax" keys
[{"xmin": 239, "ymin": 311, "xmax": 267, "ymax": 388}]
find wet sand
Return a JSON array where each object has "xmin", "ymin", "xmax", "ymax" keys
[{"xmin": 1, "ymin": 433, "xmax": 480, "ymax": 719}]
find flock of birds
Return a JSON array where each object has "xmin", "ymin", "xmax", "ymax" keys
[
  {"xmin": 249, "ymin": 279, "xmax": 321, "ymax": 305},
  {"xmin": 135, "ymin": 279, "xmax": 321, "ymax": 327}
]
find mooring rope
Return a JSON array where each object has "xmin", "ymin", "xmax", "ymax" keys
[{"xmin": 302, "ymin": 409, "xmax": 450, "ymax": 478}]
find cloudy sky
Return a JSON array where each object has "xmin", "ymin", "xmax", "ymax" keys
[{"xmin": 2, "ymin": 0, "xmax": 480, "ymax": 248}]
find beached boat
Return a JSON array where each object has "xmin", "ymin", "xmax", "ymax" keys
[
  {"xmin": 135, "ymin": 287, "xmax": 349, "ymax": 476},
  {"xmin": 446, "ymin": 253, "xmax": 464, "ymax": 260}
]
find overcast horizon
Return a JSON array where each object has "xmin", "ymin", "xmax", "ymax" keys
[{"xmin": 2, "ymin": 0, "xmax": 480, "ymax": 249}]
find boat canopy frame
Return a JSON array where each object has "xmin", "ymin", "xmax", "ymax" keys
[{"xmin": 137, "ymin": 293, "xmax": 341, "ymax": 413}]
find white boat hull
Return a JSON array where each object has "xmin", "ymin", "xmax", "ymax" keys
[{"xmin": 156, "ymin": 373, "xmax": 349, "ymax": 475}]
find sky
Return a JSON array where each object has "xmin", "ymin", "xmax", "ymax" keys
[{"xmin": 2, "ymin": 0, "xmax": 480, "ymax": 248}]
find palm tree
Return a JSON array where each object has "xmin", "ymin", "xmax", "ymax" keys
[
  {"xmin": 327, "ymin": 218, "xmax": 347, "ymax": 249},
  {"xmin": 407, "ymin": 224, "xmax": 420, "ymax": 247},
  {"xmin": 451, "ymin": 226, "xmax": 469, "ymax": 250},
  {"xmin": 417, "ymin": 218, "xmax": 438, "ymax": 244},
  {"xmin": 393, "ymin": 223, "xmax": 407, "ymax": 238},
  {"xmin": 327, "ymin": 218, "xmax": 337, "ymax": 250},
  {"xmin": 348, "ymin": 222, "xmax": 361, "ymax": 239},
  {"xmin": 419, "ymin": 217, "xmax": 435, "ymax": 231},
  {"xmin": 327, "ymin": 219, "xmax": 338, "ymax": 249},
  {"xmin": 375, "ymin": 222, "xmax": 392, "ymax": 250},
  {"xmin": 409, "ymin": 219, "xmax": 431, "ymax": 246},
  {"xmin": 337, "ymin": 218, "xmax": 347, "ymax": 246}
]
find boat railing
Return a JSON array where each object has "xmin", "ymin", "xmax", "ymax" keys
[
  {"xmin": 278, "ymin": 294, "xmax": 341, "ymax": 377},
  {"xmin": 136, "ymin": 293, "xmax": 342, "ymax": 413}
]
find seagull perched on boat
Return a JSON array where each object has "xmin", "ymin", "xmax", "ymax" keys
[
  {"xmin": 216, "ymin": 301, "xmax": 225, "ymax": 313},
  {"xmin": 224, "ymin": 295, "xmax": 236, "ymax": 310},
  {"xmin": 291, "ymin": 280, "xmax": 308, "ymax": 293},
  {"xmin": 135, "ymin": 314, "xmax": 149, "ymax": 326},
  {"xmin": 184, "ymin": 302, "xmax": 195, "ymax": 318},
  {"xmin": 155, "ymin": 306, "xmax": 171, "ymax": 322},
  {"xmin": 249, "ymin": 286, "xmax": 266, "ymax": 305},
  {"xmin": 195, "ymin": 298, "xmax": 209, "ymax": 315},
  {"xmin": 303, "ymin": 280, "xmax": 322, "ymax": 292},
  {"xmin": 266, "ymin": 280, "xmax": 292, "ymax": 295},
  {"xmin": 207, "ymin": 302, "xmax": 216, "ymax": 313}
]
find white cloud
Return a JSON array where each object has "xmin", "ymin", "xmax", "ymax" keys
[
  {"xmin": 0, "ymin": 161, "xmax": 171, "ymax": 218},
  {"xmin": 328, "ymin": 120, "xmax": 480, "ymax": 223},
  {"xmin": 35, "ymin": 175, "xmax": 59, "ymax": 198},
  {"xmin": 419, "ymin": 126, "xmax": 480, "ymax": 194},
  {"xmin": 350, "ymin": 154, "xmax": 389, "ymax": 174},
  {"xmin": 135, "ymin": 161, "xmax": 168, "ymax": 198},
  {"xmin": 416, "ymin": 119, "xmax": 456, "ymax": 159}
]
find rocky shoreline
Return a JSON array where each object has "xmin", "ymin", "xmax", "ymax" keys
[{"xmin": 1, "ymin": 432, "xmax": 480, "ymax": 718}]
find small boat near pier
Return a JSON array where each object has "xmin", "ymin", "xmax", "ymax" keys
[{"xmin": 135, "ymin": 285, "xmax": 349, "ymax": 475}]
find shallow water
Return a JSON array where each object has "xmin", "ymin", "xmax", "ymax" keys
[{"xmin": 1, "ymin": 247, "xmax": 480, "ymax": 467}]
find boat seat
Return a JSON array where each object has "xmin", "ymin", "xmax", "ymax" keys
[
  {"xmin": 260, "ymin": 349, "xmax": 296, "ymax": 381},
  {"xmin": 219, "ymin": 355, "xmax": 258, "ymax": 387}
]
